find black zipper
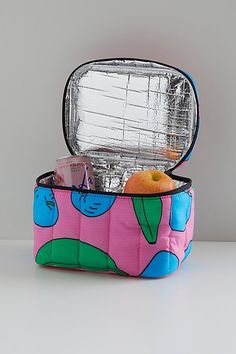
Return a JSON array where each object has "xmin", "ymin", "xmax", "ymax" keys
[{"xmin": 36, "ymin": 171, "xmax": 192, "ymax": 198}]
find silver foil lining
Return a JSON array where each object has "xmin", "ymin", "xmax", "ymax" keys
[
  {"xmin": 39, "ymin": 173, "xmax": 187, "ymax": 190},
  {"xmin": 64, "ymin": 59, "xmax": 197, "ymax": 192}
]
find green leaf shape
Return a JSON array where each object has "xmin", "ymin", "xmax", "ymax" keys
[
  {"xmin": 132, "ymin": 197, "xmax": 162, "ymax": 244},
  {"xmin": 36, "ymin": 238, "xmax": 126, "ymax": 276}
]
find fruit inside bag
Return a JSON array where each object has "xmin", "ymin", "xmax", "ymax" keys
[
  {"xmin": 124, "ymin": 170, "xmax": 176, "ymax": 194},
  {"xmin": 54, "ymin": 156, "xmax": 95, "ymax": 190}
]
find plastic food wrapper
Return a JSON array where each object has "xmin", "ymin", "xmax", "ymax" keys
[{"xmin": 54, "ymin": 155, "xmax": 95, "ymax": 190}]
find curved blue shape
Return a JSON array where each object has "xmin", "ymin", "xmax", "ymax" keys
[
  {"xmin": 182, "ymin": 241, "xmax": 193, "ymax": 263},
  {"xmin": 33, "ymin": 187, "xmax": 59, "ymax": 227},
  {"xmin": 170, "ymin": 191, "xmax": 192, "ymax": 232},
  {"xmin": 184, "ymin": 151, "xmax": 192, "ymax": 161},
  {"xmin": 71, "ymin": 192, "xmax": 116, "ymax": 217},
  {"xmin": 141, "ymin": 251, "xmax": 179, "ymax": 278}
]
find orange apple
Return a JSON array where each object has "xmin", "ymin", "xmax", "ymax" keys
[{"xmin": 124, "ymin": 170, "xmax": 176, "ymax": 194}]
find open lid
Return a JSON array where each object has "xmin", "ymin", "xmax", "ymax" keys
[{"xmin": 63, "ymin": 59, "xmax": 199, "ymax": 172}]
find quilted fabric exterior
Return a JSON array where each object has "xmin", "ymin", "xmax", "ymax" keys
[{"xmin": 33, "ymin": 183, "xmax": 194, "ymax": 278}]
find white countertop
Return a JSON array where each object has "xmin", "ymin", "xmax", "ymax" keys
[{"xmin": 0, "ymin": 241, "xmax": 235, "ymax": 354}]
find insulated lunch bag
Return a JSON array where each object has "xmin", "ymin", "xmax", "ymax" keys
[{"xmin": 33, "ymin": 58, "xmax": 199, "ymax": 278}]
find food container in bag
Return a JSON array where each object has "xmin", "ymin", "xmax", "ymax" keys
[{"xmin": 33, "ymin": 58, "xmax": 199, "ymax": 278}]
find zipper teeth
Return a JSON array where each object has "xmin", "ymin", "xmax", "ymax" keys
[{"xmin": 36, "ymin": 171, "xmax": 192, "ymax": 198}]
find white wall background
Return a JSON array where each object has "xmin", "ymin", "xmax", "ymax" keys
[{"xmin": 0, "ymin": 0, "xmax": 235, "ymax": 240}]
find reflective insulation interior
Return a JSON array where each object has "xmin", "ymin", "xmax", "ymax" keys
[
  {"xmin": 64, "ymin": 59, "xmax": 198, "ymax": 192},
  {"xmin": 39, "ymin": 173, "xmax": 187, "ymax": 190}
]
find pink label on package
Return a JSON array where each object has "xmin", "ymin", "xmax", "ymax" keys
[{"xmin": 54, "ymin": 155, "xmax": 95, "ymax": 190}]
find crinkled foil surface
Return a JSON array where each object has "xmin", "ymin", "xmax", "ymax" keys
[{"xmin": 64, "ymin": 60, "xmax": 197, "ymax": 192}]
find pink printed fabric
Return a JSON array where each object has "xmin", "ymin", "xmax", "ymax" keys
[{"xmin": 33, "ymin": 186, "xmax": 194, "ymax": 278}]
